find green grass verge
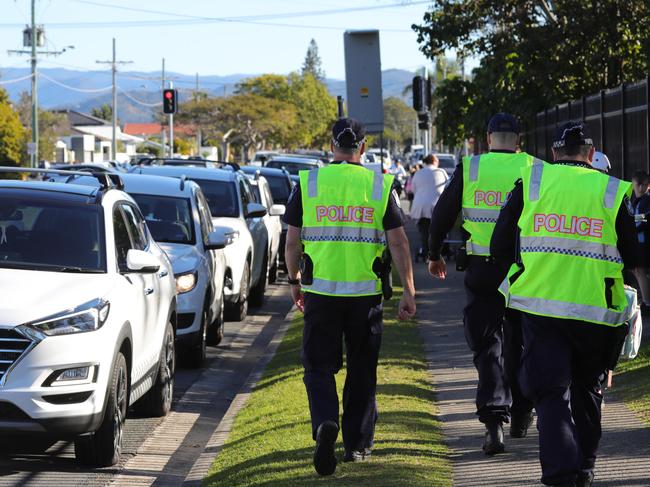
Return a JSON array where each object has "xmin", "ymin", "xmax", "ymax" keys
[
  {"xmin": 615, "ymin": 341, "xmax": 650, "ymax": 425},
  {"xmin": 204, "ymin": 292, "xmax": 451, "ymax": 486}
]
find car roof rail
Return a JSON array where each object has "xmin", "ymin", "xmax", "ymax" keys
[
  {"xmin": 179, "ymin": 175, "xmax": 188, "ymax": 191},
  {"xmin": 0, "ymin": 166, "xmax": 124, "ymax": 191}
]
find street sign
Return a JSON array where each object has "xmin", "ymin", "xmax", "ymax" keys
[
  {"xmin": 344, "ymin": 30, "xmax": 384, "ymax": 134},
  {"xmin": 27, "ymin": 142, "xmax": 37, "ymax": 156}
]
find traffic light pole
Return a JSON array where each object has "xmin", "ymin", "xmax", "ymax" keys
[
  {"xmin": 30, "ymin": 0, "xmax": 38, "ymax": 168},
  {"xmin": 169, "ymin": 80, "xmax": 174, "ymax": 157}
]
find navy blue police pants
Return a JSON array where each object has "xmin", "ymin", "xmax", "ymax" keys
[
  {"xmin": 302, "ymin": 292, "xmax": 383, "ymax": 452},
  {"xmin": 464, "ymin": 256, "xmax": 533, "ymax": 424},
  {"xmin": 519, "ymin": 312, "xmax": 623, "ymax": 486}
]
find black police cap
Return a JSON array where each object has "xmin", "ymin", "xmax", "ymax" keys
[
  {"xmin": 332, "ymin": 118, "xmax": 366, "ymax": 149},
  {"xmin": 487, "ymin": 113, "xmax": 520, "ymax": 133},
  {"xmin": 553, "ymin": 122, "xmax": 593, "ymax": 149}
]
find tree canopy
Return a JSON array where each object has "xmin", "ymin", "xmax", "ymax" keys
[
  {"xmin": 0, "ymin": 89, "xmax": 26, "ymax": 167},
  {"xmin": 302, "ymin": 39, "xmax": 325, "ymax": 81},
  {"xmin": 413, "ymin": 0, "xmax": 650, "ymax": 146},
  {"xmin": 91, "ymin": 103, "xmax": 113, "ymax": 122}
]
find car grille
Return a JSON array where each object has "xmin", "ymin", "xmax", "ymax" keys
[{"xmin": 0, "ymin": 328, "xmax": 32, "ymax": 383}]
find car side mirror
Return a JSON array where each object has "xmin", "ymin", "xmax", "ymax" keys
[
  {"xmin": 126, "ymin": 249, "xmax": 160, "ymax": 273},
  {"xmin": 269, "ymin": 204, "xmax": 285, "ymax": 217},
  {"xmin": 245, "ymin": 202, "xmax": 267, "ymax": 219},
  {"xmin": 206, "ymin": 227, "xmax": 230, "ymax": 250}
]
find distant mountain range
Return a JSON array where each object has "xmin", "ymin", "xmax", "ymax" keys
[{"xmin": 0, "ymin": 67, "xmax": 414, "ymax": 123}]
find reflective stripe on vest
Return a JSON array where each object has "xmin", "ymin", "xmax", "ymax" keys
[
  {"xmin": 508, "ymin": 294, "xmax": 631, "ymax": 325},
  {"xmin": 462, "ymin": 207, "xmax": 501, "ymax": 223},
  {"xmin": 465, "ymin": 241, "xmax": 491, "ymax": 255},
  {"xmin": 519, "ymin": 235, "xmax": 622, "ymax": 263},
  {"xmin": 302, "ymin": 226, "xmax": 386, "ymax": 245},
  {"xmin": 604, "ymin": 177, "xmax": 620, "ymax": 209},
  {"xmin": 308, "ymin": 169, "xmax": 318, "ymax": 197},
  {"xmin": 469, "ymin": 155, "xmax": 480, "ymax": 181},
  {"xmin": 528, "ymin": 160, "xmax": 544, "ymax": 201},
  {"xmin": 303, "ymin": 278, "xmax": 380, "ymax": 296}
]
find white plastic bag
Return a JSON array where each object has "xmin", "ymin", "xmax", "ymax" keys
[{"xmin": 621, "ymin": 287, "xmax": 643, "ymax": 360}]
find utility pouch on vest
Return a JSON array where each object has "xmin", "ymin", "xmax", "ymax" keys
[
  {"xmin": 456, "ymin": 245, "xmax": 468, "ymax": 272},
  {"xmin": 373, "ymin": 253, "xmax": 393, "ymax": 300},
  {"xmin": 300, "ymin": 254, "xmax": 314, "ymax": 286}
]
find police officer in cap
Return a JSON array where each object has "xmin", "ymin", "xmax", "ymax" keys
[
  {"xmin": 491, "ymin": 122, "xmax": 637, "ymax": 486},
  {"xmin": 428, "ymin": 113, "xmax": 536, "ymax": 454},
  {"xmin": 283, "ymin": 117, "xmax": 416, "ymax": 476}
]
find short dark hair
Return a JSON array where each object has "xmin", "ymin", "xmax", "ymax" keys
[
  {"xmin": 423, "ymin": 154, "xmax": 438, "ymax": 165},
  {"xmin": 633, "ymin": 170, "xmax": 649, "ymax": 184}
]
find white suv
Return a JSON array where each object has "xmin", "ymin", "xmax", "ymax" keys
[{"xmin": 0, "ymin": 169, "xmax": 176, "ymax": 467}]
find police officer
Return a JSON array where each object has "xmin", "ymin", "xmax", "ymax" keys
[
  {"xmin": 428, "ymin": 113, "xmax": 536, "ymax": 454},
  {"xmin": 283, "ymin": 118, "xmax": 416, "ymax": 476},
  {"xmin": 491, "ymin": 122, "xmax": 637, "ymax": 487}
]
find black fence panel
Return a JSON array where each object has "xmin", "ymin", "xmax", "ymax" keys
[{"xmin": 526, "ymin": 77, "xmax": 650, "ymax": 181}]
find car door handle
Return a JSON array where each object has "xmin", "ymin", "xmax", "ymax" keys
[
  {"xmin": 144, "ymin": 287, "xmax": 154, "ymax": 296},
  {"xmin": 159, "ymin": 270, "xmax": 169, "ymax": 278}
]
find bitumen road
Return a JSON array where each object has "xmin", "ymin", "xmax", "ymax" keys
[{"xmin": 0, "ymin": 280, "xmax": 293, "ymax": 487}]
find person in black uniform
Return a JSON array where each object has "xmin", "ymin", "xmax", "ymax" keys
[
  {"xmin": 283, "ymin": 118, "xmax": 416, "ymax": 476},
  {"xmin": 427, "ymin": 114, "xmax": 535, "ymax": 454},
  {"xmin": 491, "ymin": 122, "xmax": 637, "ymax": 487}
]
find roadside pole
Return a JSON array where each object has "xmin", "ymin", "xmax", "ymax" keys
[
  {"xmin": 169, "ymin": 80, "xmax": 174, "ymax": 157},
  {"xmin": 30, "ymin": 0, "xmax": 37, "ymax": 168},
  {"xmin": 161, "ymin": 58, "xmax": 166, "ymax": 155}
]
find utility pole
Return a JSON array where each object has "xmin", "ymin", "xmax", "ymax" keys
[
  {"xmin": 8, "ymin": 1, "xmax": 73, "ymax": 167},
  {"xmin": 161, "ymin": 58, "xmax": 166, "ymax": 155},
  {"xmin": 195, "ymin": 72, "xmax": 201, "ymax": 156},
  {"xmin": 96, "ymin": 38, "xmax": 132, "ymax": 160}
]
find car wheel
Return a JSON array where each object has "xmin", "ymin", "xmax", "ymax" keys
[
  {"xmin": 268, "ymin": 251, "xmax": 278, "ymax": 284},
  {"xmin": 225, "ymin": 262, "xmax": 250, "ymax": 321},
  {"xmin": 187, "ymin": 308, "xmax": 207, "ymax": 369},
  {"xmin": 249, "ymin": 251, "xmax": 268, "ymax": 308},
  {"xmin": 74, "ymin": 352, "xmax": 128, "ymax": 467},
  {"xmin": 134, "ymin": 322, "xmax": 175, "ymax": 417},
  {"xmin": 207, "ymin": 289, "xmax": 225, "ymax": 346}
]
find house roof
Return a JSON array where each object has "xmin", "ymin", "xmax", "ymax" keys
[
  {"xmin": 72, "ymin": 125, "xmax": 144, "ymax": 143},
  {"xmin": 123, "ymin": 123, "xmax": 196, "ymax": 137},
  {"xmin": 54, "ymin": 109, "xmax": 109, "ymax": 127}
]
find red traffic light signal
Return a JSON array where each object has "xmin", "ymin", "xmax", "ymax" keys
[{"xmin": 163, "ymin": 88, "xmax": 177, "ymax": 114}]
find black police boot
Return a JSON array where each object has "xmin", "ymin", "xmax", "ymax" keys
[
  {"xmin": 576, "ymin": 471, "xmax": 594, "ymax": 487},
  {"xmin": 313, "ymin": 421, "xmax": 339, "ymax": 476},
  {"xmin": 343, "ymin": 448, "xmax": 372, "ymax": 462},
  {"xmin": 510, "ymin": 411, "xmax": 534, "ymax": 438},
  {"xmin": 482, "ymin": 422, "xmax": 505, "ymax": 455}
]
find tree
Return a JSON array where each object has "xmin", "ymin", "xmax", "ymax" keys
[
  {"xmin": 0, "ymin": 88, "xmax": 26, "ymax": 167},
  {"xmin": 91, "ymin": 103, "xmax": 113, "ymax": 122},
  {"xmin": 302, "ymin": 39, "xmax": 325, "ymax": 81},
  {"xmin": 413, "ymin": 0, "xmax": 650, "ymax": 143},
  {"xmin": 383, "ymin": 97, "xmax": 417, "ymax": 151}
]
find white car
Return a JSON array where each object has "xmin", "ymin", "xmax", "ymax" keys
[
  {"xmin": 245, "ymin": 173, "xmax": 285, "ymax": 283},
  {"xmin": 0, "ymin": 168, "xmax": 177, "ymax": 467},
  {"xmin": 132, "ymin": 165, "xmax": 269, "ymax": 320},
  {"xmin": 117, "ymin": 174, "xmax": 232, "ymax": 368}
]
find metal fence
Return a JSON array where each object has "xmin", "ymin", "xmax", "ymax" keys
[{"xmin": 526, "ymin": 77, "xmax": 650, "ymax": 180}]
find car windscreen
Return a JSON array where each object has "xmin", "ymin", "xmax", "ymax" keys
[
  {"xmin": 130, "ymin": 194, "xmax": 195, "ymax": 244},
  {"xmin": 193, "ymin": 179, "xmax": 239, "ymax": 218},
  {"xmin": 161, "ymin": 160, "xmax": 208, "ymax": 167},
  {"xmin": 437, "ymin": 156, "xmax": 456, "ymax": 168},
  {"xmin": 265, "ymin": 175, "xmax": 291, "ymax": 205},
  {"xmin": 0, "ymin": 194, "xmax": 106, "ymax": 273},
  {"xmin": 265, "ymin": 161, "xmax": 316, "ymax": 175}
]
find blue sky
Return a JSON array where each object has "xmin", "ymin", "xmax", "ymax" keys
[{"xmin": 0, "ymin": 0, "xmax": 441, "ymax": 79}]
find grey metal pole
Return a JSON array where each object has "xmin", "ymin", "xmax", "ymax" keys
[
  {"xmin": 30, "ymin": 0, "xmax": 38, "ymax": 168},
  {"xmin": 161, "ymin": 58, "xmax": 166, "ymax": 155},
  {"xmin": 195, "ymin": 72, "xmax": 201, "ymax": 155},
  {"xmin": 111, "ymin": 38, "xmax": 117, "ymax": 160},
  {"xmin": 169, "ymin": 80, "xmax": 174, "ymax": 157}
]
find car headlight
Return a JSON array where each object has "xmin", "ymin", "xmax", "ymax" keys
[
  {"xmin": 20, "ymin": 299, "xmax": 110, "ymax": 338},
  {"xmin": 175, "ymin": 271, "xmax": 198, "ymax": 294}
]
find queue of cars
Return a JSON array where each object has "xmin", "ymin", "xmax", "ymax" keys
[{"xmin": 0, "ymin": 157, "xmax": 305, "ymax": 468}]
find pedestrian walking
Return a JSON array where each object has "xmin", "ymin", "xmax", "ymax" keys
[
  {"xmin": 631, "ymin": 170, "xmax": 650, "ymax": 313},
  {"xmin": 283, "ymin": 117, "xmax": 416, "ymax": 476},
  {"xmin": 428, "ymin": 113, "xmax": 536, "ymax": 454},
  {"xmin": 491, "ymin": 122, "xmax": 637, "ymax": 487},
  {"xmin": 410, "ymin": 154, "xmax": 449, "ymax": 262}
]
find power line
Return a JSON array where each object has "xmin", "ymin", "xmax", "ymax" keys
[
  {"xmin": 39, "ymin": 72, "xmax": 112, "ymax": 92},
  {"xmin": 0, "ymin": 73, "xmax": 34, "ymax": 85},
  {"xmin": 119, "ymin": 89, "xmax": 162, "ymax": 107}
]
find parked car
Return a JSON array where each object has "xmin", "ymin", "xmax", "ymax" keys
[
  {"xmin": 0, "ymin": 167, "xmax": 176, "ymax": 467},
  {"xmin": 435, "ymin": 153, "xmax": 458, "ymax": 177},
  {"xmin": 135, "ymin": 157, "xmax": 219, "ymax": 169},
  {"xmin": 251, "ymin": 151, "xmax": 280, "ymax": 167},
  {"xmin": 244, "ymin": 172, "xmax": 285, "ymax": 284},
  {"xmin": 240, "ymin": 166, "xmax": 293, "ymax": 271},
  {"xmin": 265, "ymin": 156, "xmax": 321, "ymax": 175},
  {"xmin": 131, "ymin": 165, "xmax": 268, "ymax": 319},
  {"xmin": 116, "ymin": 173, "xmax": 232, "ymax": 367}
]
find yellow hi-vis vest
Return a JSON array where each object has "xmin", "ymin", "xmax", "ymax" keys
[
  {"xmin": 499, "ymin": 161, "xmax": 633, "ymax": 326},
  {"xmin": 462, "ymin": 152, "xmax": 537, "ymax": 255},
  {"xmin": 299, "ymin": 163, "xmax": 394, "ymax": 297}
]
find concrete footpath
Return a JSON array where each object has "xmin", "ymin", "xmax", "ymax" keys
[{"xmin": 413, "ymin": 251, "xmax": 650, "ymax": 486}]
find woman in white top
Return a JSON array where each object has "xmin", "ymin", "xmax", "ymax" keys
[{"xmin": 410, "ymin": 154, "xmax": 450, "ymax": 260}]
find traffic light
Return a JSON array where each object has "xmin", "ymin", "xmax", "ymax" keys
[
  {"xmin": 163, "ymin": 89, "xmax": 178, "ymax": 114},
  {"xmin": 425, "ymin": 77, "xmax": 432, "ymax": 111},
  {"xmin": 418, "ymin": 112, "xmax": 431, "ymax": 130},
  {"xmin": 412, "ymin": 76, "xmax": 424, "ymax": 112}
]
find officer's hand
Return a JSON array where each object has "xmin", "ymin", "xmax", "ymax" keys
[
  {"xmin": 291, "ymin": 284, "xmax": 305, "ymax": 312},
  {"xmin": 398, "ymin": 292, "xmax": 416, "ymax": 321},
  {"xmin": 428, "ymin": 258, "xmax": 447, "ymax": 279}
]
